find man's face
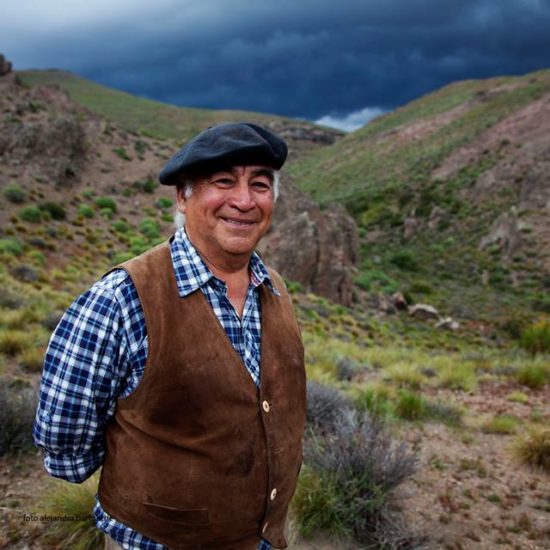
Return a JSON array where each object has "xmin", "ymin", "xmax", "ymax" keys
[{"xmin": 176, "ymin": 165, "xmax": 275, "ymax": 266}]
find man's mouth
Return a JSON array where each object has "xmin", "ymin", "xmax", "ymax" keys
[{"xmin": 221, "ymin": 217, "xmax": 256, "ymax": 227}]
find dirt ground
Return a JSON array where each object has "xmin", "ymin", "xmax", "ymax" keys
[{"xmin": 1, "ymin": 380, "xmax": 548, "ymax": 550}]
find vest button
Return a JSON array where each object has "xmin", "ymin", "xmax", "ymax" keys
[
  {"xmin": 270, "ymin": 488, "xmax": 277, "ymax": 500},
  {"xmin": 262, "ymin": 400, "xmax": 270, "ymax": 412}
]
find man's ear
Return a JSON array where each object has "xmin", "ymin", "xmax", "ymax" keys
[{"xmin": 176, "ymin": 187, "xmax": 187, "ymax": 213}]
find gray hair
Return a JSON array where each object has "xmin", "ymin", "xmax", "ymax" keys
[{"xmin": 174, "ymin": 171, "xmax": 280, "ymax": 229}]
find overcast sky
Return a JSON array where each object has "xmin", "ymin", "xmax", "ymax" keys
[{"xmin": 2, "ymin": 0, "xmax": 550, "ymax": 131}]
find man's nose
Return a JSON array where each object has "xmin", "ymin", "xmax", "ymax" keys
[{"xmin": 228, "ymin": 181, "xmax": 254, "ymax": 210}]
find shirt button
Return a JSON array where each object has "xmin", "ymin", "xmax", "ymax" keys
[
  {"xmin": 270, "ymin": 488, "xmax": 277, "ymax": 500},
  {"xmin": 262, "ymin": 521, "xmax": 269, "ymax": 534},
  {"xmin": 262, "ymin": 400, "xmax": 270, "ymax": 412}
]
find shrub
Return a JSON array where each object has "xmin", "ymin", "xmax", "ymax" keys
[
  {"xmin": 354, "ymin": 384, "xmax": 395, "ymax": 419},
  {"xmin": 18, "ymin": 347, "xmax": 45, "ymax": 373},
  {"xmin": 0, "ymin": 330, "xmax": 32, "ymax": 356},
  {"xmin": 0, "ymin": 238, "xmax": 23, "ymax": 256},
  {"xmin": 395, "ymin": 390, "xmax": 426, "ymax": 421},
  {"xmin": 306, "ymin": 381, "xmax": 351, "ymax": 435},
  {"xmin": 516, "ymin": 365, "xmax": 548, "ymax": 389},
  {"xmin": 134, "ymin": 178, "xmax": 158, "ymax": 193},
  {"xmin": 39, "ymin": 202, "xmax": 66, "ymax": 221},
  {"xmin": 155, "ymin": 197, "xmax": 173, "ymax": 210},
  {"xmin": 296, "ymin": 407, "xmax": 418, "ymax": 547},
  {"xmin": 94, "ymin": 197, "xmax": 117, "ymax": 213},
  {"xmin": 0, "ymin": 380, "xmax": 36, "ymax": 455},
  {"xmin": 139, "ymin": 218, "xmax": 160, "ymax": 240},
  {"xmin": 111, "ymin": 220, "xmax": 129, "ymax": 233},
  {"xmin": 512, "ymin": 428, "xmax": 550, "ymax": 473},
  {"xmin": 482, "ymin": 414, "xmax": 518, "ymax": 434},
  {"xmin": 519, "ymin": 319, "xmax": 550, "ymax": 355},
  {"xmin": 18, "ymin": 206, "xmax": 42, "ymax": 223},
  {"xmin": 335, "ymin": 358, "xmax": 356, "ymax": 381},
  {"xmin": 386, "ymin": 362, "xmax": 425, "ymax": 390},
  {"xmin": 39, "ymin": 474, "xmax": 103, "ymax": 549},
  {"xmin": 506, "ymin": 391, "xmax": 529, "ymax": 403},
  {"xmin": 3, "ymin": 182, "xmax": 26, "ymax": 203},
  {"xmin": 389, "ymin": 251, "xmax": 419, "ymax": 272},
  {"xmin": 112, "ymin": 146, "xmax": 131, "ymax": 161},
  {"xmin": 438, "ymin": 363, "xmax": 477, "ymax": 392}
]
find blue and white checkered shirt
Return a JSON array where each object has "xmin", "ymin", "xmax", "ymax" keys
[{"xmin": 34, "ymin": 227, "xmax": 278, "ymax": 550}]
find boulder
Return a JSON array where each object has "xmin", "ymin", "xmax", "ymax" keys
[
  {"xmin": 408, "ymin": 303, "xmax": 439, "ymax": 320},
  {"xmin": 257, "ymin": 174, "xmax": 359, "ymax": 306}
]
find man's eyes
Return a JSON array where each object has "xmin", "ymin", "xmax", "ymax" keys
[{"xmin": 251, "ymin": 180, "xmax": 272, "ymax": 190}]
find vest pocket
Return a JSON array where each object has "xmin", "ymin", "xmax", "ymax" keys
[{"xmin": 142, "ymin": 502, "xmax": 209, "ymax": 526}]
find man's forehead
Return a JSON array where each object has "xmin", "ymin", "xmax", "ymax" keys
[{"xmin": 201, "ymin": 165, "xmax": 275, "ymax": 181}]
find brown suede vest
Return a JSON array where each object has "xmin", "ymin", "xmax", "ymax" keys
[{"xmin": 98, "ymin": 240, "xmax": 306, "ymax": 549}]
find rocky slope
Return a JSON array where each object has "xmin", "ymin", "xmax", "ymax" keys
[
  {"xmin": 0, "ymin": 62, "xmax": 358, "ymax": 305},
  {"xmin": 289, "ymin": 69, "xmax": 550, "ymax": 326}
]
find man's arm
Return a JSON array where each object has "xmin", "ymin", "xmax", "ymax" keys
[{"xmin": 33, "ymin": 270, "xmax": 146, "ymax": 483}]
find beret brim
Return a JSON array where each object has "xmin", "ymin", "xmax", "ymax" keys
[{"xmin": 159, "ymin": 122, "xmax": 288, "ymax": 185}]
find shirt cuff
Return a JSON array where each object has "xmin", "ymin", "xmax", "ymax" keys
[{"xmin": 43, "ymin": 447, "xmax": 105, "ymax": 483}]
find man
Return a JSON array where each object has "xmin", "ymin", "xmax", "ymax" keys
[{"xmin": 34, "ymin": 123, "xmax": 306, "ymax": 549}]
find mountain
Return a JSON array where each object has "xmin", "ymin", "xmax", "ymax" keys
[
  {"xmin": 18, "ymin": 70, "xmax": 342, "ymax": 160},
  {"xmin": 289, "ymin": 70, "xmax": 550, "ymax": 331},
  {"xmin": 0, "ymin": 65, "xmax": 357, "ymax": 306}
]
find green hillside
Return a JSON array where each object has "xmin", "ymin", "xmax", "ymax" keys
[
  {"xmin": 19, "ymin": 70, "xmax": 302, "ymax": 142},
  {"xmin": 289, "ymin": 69, "xmax": 550, "ymax": 326}
]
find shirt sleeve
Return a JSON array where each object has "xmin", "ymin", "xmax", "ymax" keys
[{"xmin": 33, "ymin": 269, "xmax": 145, "ymax": 483}]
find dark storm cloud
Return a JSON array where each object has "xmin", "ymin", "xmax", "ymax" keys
[{"xmin": 3, "ymin": 0, "xmax": 550, "ymax": 124}]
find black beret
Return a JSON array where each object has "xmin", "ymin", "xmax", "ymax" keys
[{"xmin": 159, "ymin": 122, "xmax": 288, "ymax": 185}]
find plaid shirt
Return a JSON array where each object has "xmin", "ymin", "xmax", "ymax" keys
[{"xmin": 34, "ymin": 227, "xmax": 278, "ymax": 550}]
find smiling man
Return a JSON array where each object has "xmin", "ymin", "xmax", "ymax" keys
[{"xmin": 34, "ymin": 123, "xmax": 306, "ymax": 550}]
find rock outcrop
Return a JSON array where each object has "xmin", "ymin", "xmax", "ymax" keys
[{"xmin": 257, "ymin": 175, "xmax": 359, "ymax": 306}]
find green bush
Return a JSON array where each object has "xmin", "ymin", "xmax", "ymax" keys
[
  {"xmin": 112, "ymin": 220, "xmax": 129, "ymax": 233},
  {"xmin": 0, "ymin": 380, "xmax": 36, "ymax": 455},
  {"xmin": 134, "ymin": 178, "xmax": 158, "ymax": 193},
  {"xmin": 0, "ymin": 238, "xmax": 23, "ymax": 256},
  {"xmin": 482, "ymin": 414, "xmax": 518, "ymax": 434},
  {"xmin": 94, "ymin": 197, "xmax": 117, "ymax": 213},
  {"xmin": 516, "ymin": 365, "xmax": 548, "ymax": 389},
  {"xmin": 139, "ymin": 217, "xmax": 160, "ymax": 240},
  {"xmin": 519, "ymin": 319, "xmax": 550, "ymax": 355},
  {"xmin": 18, "ymin": 206, "xmax": 42, "ymax": 223},
  {"xmin": 39, "ymin": 201, "xmax": 66, "ymax": 221},
  {"xmin": 78, "ymin": 204, "xmax": 95, "ymax": 218},
  {"xmin": 155, "ymin": 197, "xmax": 174, "ymax": 209},
  {"xmin": 395, "ymin": 390, "xmax": 426, "ymax": 421},
  {"xmin": 3, "ymin": 183, "xmax": 26, "ymax": 203},
  {"xmin": 389, "ymin": 250, "xmax": 419, "ymax": 271}
]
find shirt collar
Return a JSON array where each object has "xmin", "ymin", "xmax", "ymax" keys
[{"xmin": 170, "ymin": 227, "xmax": 280, "ymax": 298}]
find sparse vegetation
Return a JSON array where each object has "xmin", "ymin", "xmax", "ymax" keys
[
  {"xmin": 38, "ymin": 474, "xmax": 103, "ymax": 550},
  {"xmin": 482, "ymin": 414, "xmax": 518, "ymax": 435},
  {"xmin": 295, "ymin": 403, "xmax": 418, "ymax": 547},
  {"xmin": 512, "ymin": 428, "xmax": 550, "ymax": 474},
  {"xmin": 0, "ymin": 380, "xmax": 36, "ymax": 455},
  {"xmin": 94, "ymin": 197, "xmax": 117, "ymax": 214},
  {"xmin": 3, "ymin": 182, "xmax": 26, "ymax": 203},
  {"xmin": 516, "ymin": 364, "xmax": 548, "ymax": 389},
  {"xmin": 519, "ymin": 319, "xmax": 550, "ymax": 355},
  {"xmin": 18, "ymin": 205, "xmax": 42, "ymax": 223}
]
